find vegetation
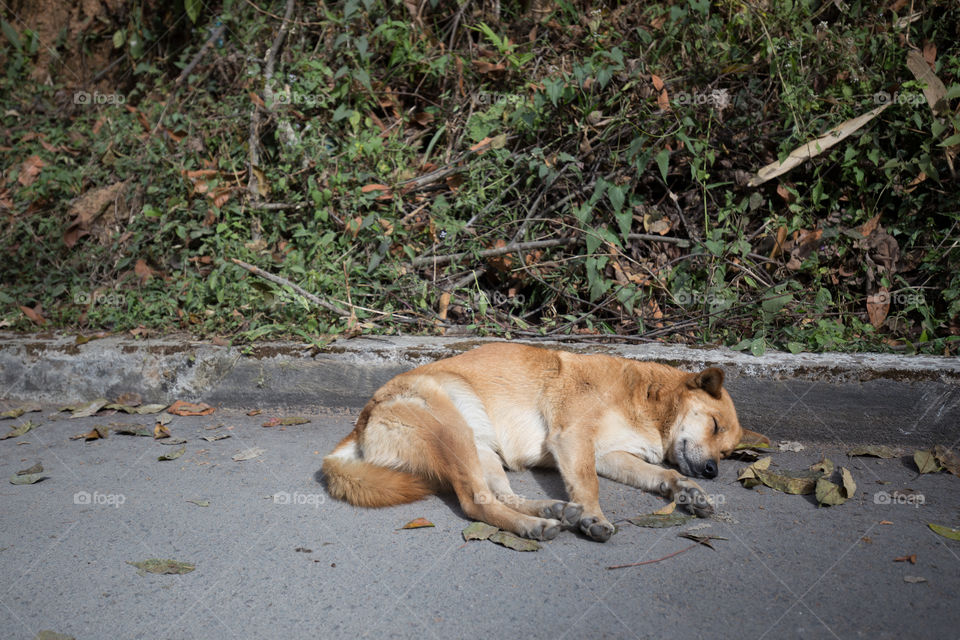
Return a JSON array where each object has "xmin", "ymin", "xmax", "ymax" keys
[{"xmin": 1, "ymin": 0, "xmax": 958, "ymax": 354}]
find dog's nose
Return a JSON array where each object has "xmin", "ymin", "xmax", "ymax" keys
[{"xmin": 702, "ymin": 460, "xmax": 718, "ymax": 479}]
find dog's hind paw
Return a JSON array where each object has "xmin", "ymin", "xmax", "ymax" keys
[
  {"xmin": 543, "ymin": 501, "xmax": 583, "ymax": 528},
  {"xmin": 578, "ymin": 516, "xmax": 615, "ymax": 542}
]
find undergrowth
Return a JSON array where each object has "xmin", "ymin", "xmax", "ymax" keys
[{"xmin": 1, "ymin": 0, "xmax": 958, "ymax": 354}]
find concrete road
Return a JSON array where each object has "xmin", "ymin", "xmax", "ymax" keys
[{"xmin": 1, "ymin": 406, "xmax": 958, "ymax": 640}]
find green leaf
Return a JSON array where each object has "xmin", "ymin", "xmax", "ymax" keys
[
  {"xmin": 928, "ymin": 523, "xmax": 960, "ymax": 541},
  {"xmin": 945, "ymin": 85, "xmax": 960, "ymax": 100},
  {"xmin": 750, "ymin": 338, "xmax": 766, "ymax": 357},
  {"xmin": 112, "ymin": 30, "xmax": 125, "ymax": 49},
  {"xmin": 2, "ymin": 19, "xmax": 21, "ymax": 49},
  {"xmin": 185, "ymin": 0, "xmax": 202, "ymax": 23},
  {"xmin": 655, "ymin": 149, "xmax": 670, "ymax": 183}
]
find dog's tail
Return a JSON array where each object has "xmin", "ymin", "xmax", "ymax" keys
[{"xmin": 322, "ymin": 434, "xmax": 431, "ymax": 508}]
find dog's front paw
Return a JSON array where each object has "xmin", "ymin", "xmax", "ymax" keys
[
  {"xmin": 674, "ymin": 479, "xmax": 714, "ymax": 518},
  {"xmin": 543, "ymin": 501, "xmax": 583, "ymax": 528},
  {"xmin": 578, "ymin": 516, "xmax": 615, "ymax": 542},
  {"xmin": 528, "ymin": 518, "xmax": 562, "ymax": 541}
]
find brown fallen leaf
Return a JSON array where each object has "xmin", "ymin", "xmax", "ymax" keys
[
  {"xmin": 893, "ymin": 554, "xmax": 917, "ymax": 564},
  {"xmin": 19, "ymin": 304, "xmax": 47, "ymax": 326},
  {"xmin": 167, "ymin": 400, "xmax": 215, "ymax": 416},
  {"xmin": 879, "ymin": 520, "xmax": 893, "ymax": 525},
  {"xmin": 246, "ymin": 409, "xmax": 262, "ymax": 416},
  {"xmin": 400, "ymin": 517, "xmax": 435, "ymax": 529},
  {"xmin": 867, "ymin": 287, "xmax": 890, "ymax": 328},
  {"xmin": 18, "ymin": 155, "xmax": 46, "ymax": 186},
  {"xmin": 0, "ymin": 404, "xmax": 41, "ymax": 419},
  {"xmin": 154, "ymin": 423, "xmax": 171, "ymax": 439},
  {"xmin": 653, "ymin": 501, "xmax": 677, "ymax": 515},
  {"xmin": 933, "ymin": 445, "xmax": 960, "ymax": 477}
]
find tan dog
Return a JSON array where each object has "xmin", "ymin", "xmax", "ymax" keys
[{"xmin": 323, "ymin": 343, "xmax": 766, "ymax": 541}]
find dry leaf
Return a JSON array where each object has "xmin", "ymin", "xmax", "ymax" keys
[
  {"xmin": 914, "ymin": 450, "xmax": 942, "ymax": 474},
  {"xmin": 232, "ymin": 447, "xmax": 265, "ymax": 461},
  {"xmin": 18, "ymin": 155, "xmax": 46, "ymax": 186},
  {"xmin": 653, "ymin": 501, "xmax": 677, "ymax": 515},
  {"xmin": 867, "ymin": 287, "xmax": 890, "ymax": 328},
  {"xmin": 905, "ymin": 50, "xmax": 948, "ymax": 115},
  {"xmin": 748, "ymin": 104, "xmax": 889, "ymax": 186},
  {"xmin": 19, "ymin": 304, "xmax": 47, "ymax": 326},
  {"xmin": 488, "ymin": 531, "xmax": 540, "ymax": 551},
  {"xmin": 848, "ymin": 445, "xmax": 898, "ymax": 459},
  {"xmin": 167, "ymin": 400, "xmax": 215, "ymax": 416},
  {"xmin": 893, "ymin": 554, "xmax": 917, "ymax": 564},
  {"xmin": 400, "ymin": 517, "xmax": 435, "ymax": 529},
  {"xmin": 158, "ymin": 445, "xmax": 185, "ymax": 461},
  {"xmin": 462, "ymin": 521, "xmax": 499, "ymax": 541}
]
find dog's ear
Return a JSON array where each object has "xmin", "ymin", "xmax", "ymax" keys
[
  {"xmin": 687, "ymin": 367, "xmax": 724, "ymax": 399},
  {"xmin": 739, "ymin": 428, "xmax": 770, "ymax": 447}
]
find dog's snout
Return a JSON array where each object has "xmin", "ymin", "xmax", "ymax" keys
[{"xmin": 702, "ymin": 460, "xmax": 718, "ymax": 479}]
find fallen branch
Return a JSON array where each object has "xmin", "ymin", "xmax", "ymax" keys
[
  {"xmin": 606, "ymin": 543, "xmax": 698, "ymax": 570},
  {"xmin": 175, "ymin": 22, "xmax": 226, "ymax": 86},
  {"xmin": 410, "ymin": 233, "xmax": 690, "ymax": 269},
  {"xmin": 230, "ymin": 258, "xmax": 351, "ymax": 318},
  {"xmin": 231, "ymin": 258, "xmax": 420, "ymax": 325}
]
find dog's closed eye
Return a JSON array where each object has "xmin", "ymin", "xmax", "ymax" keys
[{"xmin": 713, "ymin": 417, "xmax": 720, "ymax": 435}]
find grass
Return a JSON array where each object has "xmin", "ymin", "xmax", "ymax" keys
[{"xmin": 1, "ymin": 0, "xmax": 958, "ymax": 354}]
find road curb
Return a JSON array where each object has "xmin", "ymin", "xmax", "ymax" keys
[{"xmin": 1, "ymin": 333, "xmax": 957, "ymax": 445}]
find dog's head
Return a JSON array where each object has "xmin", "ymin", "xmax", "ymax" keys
[{"xmin": 665, "ymin": 368, "xmax": 767, "ymax": 479}]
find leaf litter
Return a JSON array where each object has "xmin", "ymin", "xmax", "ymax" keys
[
  {"xmin": 127, "ymin": 558, "xmax": 195, "ymax": 575},
  {"xmin": 0, "ymin": 404, "xmax": 41, "ymax": 420},
  {"xmin": 848, "ymin": 445, "xmax": 899, "ymax": 459},
  {"xmin": 400, "ymin": 517, "xmax": 435, "ymax": 529},
  {"xmin": 1, "ymin": 420, "xmax": 39, "ymax": 440}
]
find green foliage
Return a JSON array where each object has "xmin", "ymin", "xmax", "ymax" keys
[{"xmin": 0, "ymin": 0, "xmax": 958, "ymax": 354}]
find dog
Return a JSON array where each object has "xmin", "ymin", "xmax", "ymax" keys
[{"xmin": 322, "ymin": 343, "xmax": 766, "ymax": 542}]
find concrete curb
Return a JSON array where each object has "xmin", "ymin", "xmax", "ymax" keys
[{"xmin": 1, "ymin": 333, "xmax": 958, "ymax": 445}]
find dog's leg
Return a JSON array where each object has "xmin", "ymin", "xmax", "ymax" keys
[
  {"xmin": 476, "ymin": 447, "xmax": 583, "ymax": 528},
  {"xmin": 386, "ymin": 400, "xmax": 562, "ymax": 540},
  {"xmin": 547, "ymin": 430, "xmax": 615, "ymax": 542},
  {"xmin": 596, "ymin": 451, "xmax": 714, "ymax": 517}
]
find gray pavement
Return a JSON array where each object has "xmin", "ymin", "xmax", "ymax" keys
[{"xmin": 1, "ymin": 405, "xmax": 959, "ymax": 640}]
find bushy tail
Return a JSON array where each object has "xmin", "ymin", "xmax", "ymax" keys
[{"xmin": 322, "ymin": 456, "xmax": 431, "ymax": 507}]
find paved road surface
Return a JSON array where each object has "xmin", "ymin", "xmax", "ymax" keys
[{"xmin": 1, "ymin": 406, "xmax": 958, "ymax": 639}]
